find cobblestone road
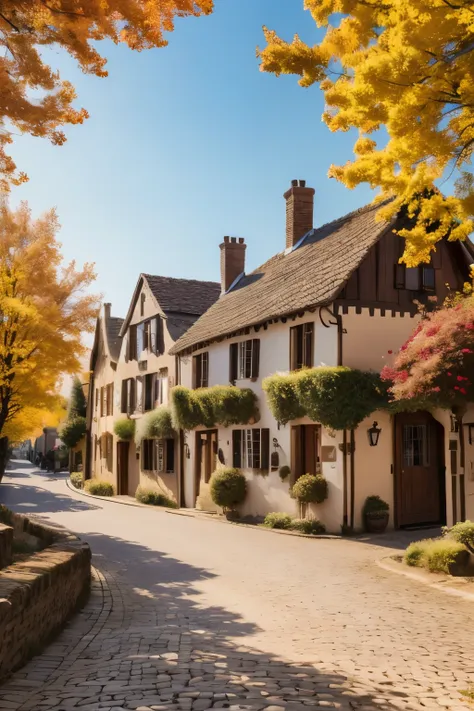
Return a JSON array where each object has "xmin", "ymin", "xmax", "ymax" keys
[{"xmin": 0, "ymin": 463, "xmax": 473, "ymax": 711}]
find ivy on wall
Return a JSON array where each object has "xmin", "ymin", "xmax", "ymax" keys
[{"xmin": 170, "ymin": 385, "xmax": 259, "ymax": 431}]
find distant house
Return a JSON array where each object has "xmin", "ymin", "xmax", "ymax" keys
[
  {"xmin": 87, "ymin": 276, "xmax": 220, "ymax": 501},
  {"xmin": 170, "ymin": 180, "xmax": 474, "ymax": 531}
]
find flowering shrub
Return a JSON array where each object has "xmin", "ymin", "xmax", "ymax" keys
[{"xmin": 382, "ymin": 295, "xmax": 474, "ymax": 410}]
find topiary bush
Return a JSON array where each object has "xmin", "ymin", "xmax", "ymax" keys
[
  {"xmin": 84, "ymin": 479, "xmax": 114, "ymax": 496},
  {"xmin": 135, "ymin": 486, "xmax": 178, "ymax": 508},
  {"xmin": 263, "ymin": 367, "xmax": 387, "ymax": 430},
  {"xmin": 290, "ymin": 518, "xmax": 326, "ymax": 535},
  {"xmin": 404, "ymin": 537, "xmax": 466, "ymax": 573},
  {"xmin": 291, "ymin": 473, "xmax": 328, "ymax": 504},
  {"xmin": 114, "ymin": 417, "xmax": 136, "ymax": 441},
  {"xmin": 59, "ymin": 416, "xmax": 86, "ymax": 448},
  {"xmin": 171, "ymin": 385, "xmax": 259, "ymax": 430},
  {"xmin": 443, "ymin": 520, "xmax": 474, "ymax": 553},
  {"xmin": 210, "ymin": 468, "xmax": 247, "ymax": 511},
  {"xmin": 70, "ymin": 471, "xmax": 83, "ymax": 489},
  {"xmin": 263, "ymin": 512, "xmax": 294, "ymax": 530},
  {"xmin": 279, "ymin": 465, "xmax": 291, "ymax": 481}
]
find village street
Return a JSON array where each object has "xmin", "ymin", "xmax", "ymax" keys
[{"xmin": 0, "ymin": 462, "xmax": 473, "ymax": 711}]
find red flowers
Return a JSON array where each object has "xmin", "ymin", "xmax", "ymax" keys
[
  {"xmin": 387, "ymin": 350, "xmax": 393, "ymax": 355},
  {"xmin": 462, "ymin": 348, "xmax": 472, "ymax": 354}
]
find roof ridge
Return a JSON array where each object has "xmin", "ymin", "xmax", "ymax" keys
[{"xmin": 143, "ymin": 273, "xmax": 220, "ymax": 286}]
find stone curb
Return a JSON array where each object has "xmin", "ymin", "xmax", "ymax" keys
[
  {"xmin": 65, "ymin": 478, "xmax": 340, "ymax": 540},
  {"xmin": 377, "ymin": 555, "xmax": 474, "ymax": 601}
]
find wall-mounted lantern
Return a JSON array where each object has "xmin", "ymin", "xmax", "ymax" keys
[
  {"xmin": 368, "ymin": 421, "xmax": 381, "ymax": 447},
  {"xmin": 273, "ymin": 437, "xmax": 280, "ymax": 449},
  {"xmin": 450, "ymin": 413, "xmax": 460, "ymax": 433}
]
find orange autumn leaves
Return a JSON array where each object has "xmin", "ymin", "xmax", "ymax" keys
[{"xmin": 0, "ymin": 0, "xmax": 214, "ymax": 191}]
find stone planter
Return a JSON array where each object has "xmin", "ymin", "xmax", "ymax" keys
[
  {"xmin": 364, "ymin": 512, "xmax": 389, "ymax": 534},
  {"xmin": 448, "ymin": 550, "xmax": 474, "ymax": 577}
]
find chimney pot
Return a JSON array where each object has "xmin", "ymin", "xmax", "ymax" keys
[
  {"xmin": 103, "ymin": 302, "xmax": 111, "ymax": 320},
  {"xmin": 220, "ymin": 237, "xmax": 246, "ymax": 294},
  {"xmin": 283, "ymin": 180, "xmax": 315, "ymax": 250}
]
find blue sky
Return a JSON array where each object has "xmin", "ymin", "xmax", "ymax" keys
[{"xmin": 10, "ymin": 0, "xmax": 376, "ymax": 320}]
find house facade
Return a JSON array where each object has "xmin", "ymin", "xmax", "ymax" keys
[
  {"xmin": 171, "ymin": 180, "xmax": 474, "ymax": 531},
  {"xmin": 87, "ymin": 276, "xmax": 220, "ymax": 502}
]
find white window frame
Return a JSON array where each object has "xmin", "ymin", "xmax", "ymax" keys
[{"xmin": 238, "ymin": 340, "xmax": 253, "ymax": 380}]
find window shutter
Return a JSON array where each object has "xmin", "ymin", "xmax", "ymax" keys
[
  {"xmin": 130, "ymin": 378, "xmax": 136, "ymax": 413},
  {"xmin": 251, "ymin": 340, "xmax": 260, "ymax": 379},
  {"xmin": 289, "ymin": 327, "xmax": 298, "ymax": 370},
  {"xmin": 229, "ymin": 344, "xmax": 238, "ymax": 384},
  {"xmin": 232, "ymin": 430, "xmax": 242, "ymax": 468},
  {"xmin": 121, "ymin": 381, "xmax": 127, "ymax": 413},
  {"xmin": 156, "ymin": 316, "xmax": 165, "ymax": 355},
  {"xmin": 124, "ymin": 332, "xmax": 129, "ymax": 363},
  {"xmin": 202, "ymin": 352, "xmax": 209, "ymax": 388},
  {"xmin": 304, "ymin": 323, "xmax": 314, "ymax": 368},
  {"xmin": 136, "ymin": 376, "xmax": 143, "ymax": 412},
  {"xmin": 192, "ymin": 355, "xmax": 198, "ymax": 389},
  {"xmin": 261, "ymin": 428, "xmax": 270, "ymax": 471}
]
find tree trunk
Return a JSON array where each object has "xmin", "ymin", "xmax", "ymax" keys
[{"xmin": 0, "ymin": 436, "xmax": 10, "ymax": 483}]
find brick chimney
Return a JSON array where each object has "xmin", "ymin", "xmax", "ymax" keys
[
  {"xmin": 103, "ymin": 302, "xmax": 111, "ymax": 320},
  {"xmin": 284, "ymin": 179, "xmax": 315, "ymax": 250},
  {"xmin": 220, "ymin": 237, "xmax": 246, "ymax": 294}
]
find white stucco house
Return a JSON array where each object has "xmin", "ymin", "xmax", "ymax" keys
[{"xmin": 170, "ymin": 180, "xmax": 474, "ymax": 532}]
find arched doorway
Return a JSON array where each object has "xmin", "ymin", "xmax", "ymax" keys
[{"xmin": 394, "ymin": 411, "xmax": 446, "ymax": 527}]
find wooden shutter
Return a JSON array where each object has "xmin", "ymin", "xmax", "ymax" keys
[
  {"xmin": 192, "ymin": 355, "xmax": 198, "ymax": 389},
  {"xmin": 129, "ymin": 326, "xmax": 137, "ymax": 360},
  {"xmin": 232, "ymin": 430, "xmax": 242, "ymax": 468},
  {"xmin": 251, "ymin": 340, "xmax": 260, "ymax": 379},
  {"xmin": 202, "ymin": 352, "xmax": 209, "ymax": 388},
  {"xmin": 303, "ymin": 323, "xmax": 314, "ymax": 368},
  {"xmin": 121, "ymin": 380, "xmax": 127, "ymax": 413},
  {"xmin": 229, "ymin": 343, "xmax": 238, "ymax": 384},
  {"xmin": 156, "ymin": 316, "xmax": 165, "ymax": 355},
  {"xmin": 124, "ymin": 332, "xmax": 129, "ymax": 363},
  {"xmin": 136, "ymin": 376, "xmax": 143, "ymax": 412},
  {"xmin": 130, "ymin": 378, "xmax": 136, "ymax": 413},
  {"xmin": 289, "ymin": 327, "xmax": 298, "ymax": 370},
  {"xmin": 260, "ymin": 428, "xmax": 270, "ymax": 471}
]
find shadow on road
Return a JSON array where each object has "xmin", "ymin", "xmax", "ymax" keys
[{"xmin": 0, "ymin": 462, "xmax": 449, "ymax": 711}]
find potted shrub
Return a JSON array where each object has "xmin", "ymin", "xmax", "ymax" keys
[
  {"xmin": 363, "ymin": 495, "xmax": 389, "ymax": 533},
  {"xmin": 210, "ymin": 467, "xmax": 247, "ymax": 517},
  {"xmin": 291, "ymin": 473, "xmax": 328, "ymax": 504}
]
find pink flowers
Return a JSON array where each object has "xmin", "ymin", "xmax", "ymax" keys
[{"xmin": 462, "ymin": 348, "xmax": 472, "ymax": 354}]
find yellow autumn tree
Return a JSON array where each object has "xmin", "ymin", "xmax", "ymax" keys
[
  {"xmin": 0, "ymin": 0, "xmax": 214, "ymax": 190},
  {"xmin": 0, "ymin": 201, "xmax": 100, "ymax": 480},
  {"xmin": 258, "ymin": 0, "xmax": 474, "ymax": 266}
]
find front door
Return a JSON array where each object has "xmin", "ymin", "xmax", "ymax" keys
[
  {"xmin": 195, "ymin": 430, "xmax": 218, "ymax": 503},
  {"xmin": 395, "ymin": 412, "xmax": 445, "ymax": 527},
  {"xmin": 117, "ymin": 441, "xmax": 129, "ymax": 495},
  {"xmin": 291, "ymin": 425, "xmax": 321, "ymax": 481}
]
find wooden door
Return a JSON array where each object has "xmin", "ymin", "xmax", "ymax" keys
[
  {"xmin": 117, "ymin": 441, "xmax": 129, "ymax": 495},
  {"xmin": 291, "ymin": 424, "xmax": 321, "ymax": 481},
  {"xmin": 395, "ymin": 412, "xmax": 443, "ymax": 526},
  {"xmin": 195, "ymin": 430, "xmax": 218, "ymax": 503}
]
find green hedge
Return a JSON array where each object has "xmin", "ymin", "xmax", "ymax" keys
[
  {"xmin": 171, "ymin": 385, "xmax": 259, "ymax": 430},
  {"xmin": 263, "ymin": 512, "xmax": 293, "ymax": 529},
  {"xmin": 263, "ymin": 367, "xmax": 387, "ymax": 429},
  {"xmin": 135, "ymin": 407, "xmax": 175, "ymax": 445},
  {"xmin": 85, "ymin": 479, "xmax": 114, "ymax": 496},
  {"xmin": 404, "ymin": 537, "xmax": 466, "ymax": 573},
  {"xmin": 70, "ymin": 471, "xmax": 83, "ymax": 489},
  {"xmin": 263, "ymin": 512, "xmax": 326, "ymax": 535},
  {"xmin": 444, "ymin": 520, "xmax": 474, "ymax": 553},
  {"xmin": 135, "ymin": 486, "xmax": 178, "ymax": 508},
  {"xmin": 114, "ymin": 417, "xmax": 136, "ymax": 441}
]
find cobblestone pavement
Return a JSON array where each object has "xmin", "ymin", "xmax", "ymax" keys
[{"xmin": 0, "ymin": 463, "xmax": 473, "ymax": 711}]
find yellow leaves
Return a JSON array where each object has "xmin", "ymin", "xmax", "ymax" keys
[
  {"xmin": 0, "ymin": 0, "xmax": 215, "ymax": 189},
  {"xmin": 260, "ymin": 0, "xmax": 474, "ymax": 265},
  {"xmin": 0, "ymin": 201, "xmax": 100, "ymax": 441}
]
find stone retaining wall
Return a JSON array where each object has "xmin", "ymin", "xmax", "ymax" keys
[
  {"xmin": 0, "ymin": 507, "xmax": 91, "ymax": 680},
  {"xmin": 0, "ymin": 523, "xmax": 13, "ymax": 569}
]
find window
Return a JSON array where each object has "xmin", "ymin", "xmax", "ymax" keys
[
  {"xmin": 422, "ymin": 266, "xmax": 435, "ymax": 292},
  {"xmin": 127, "ymin": 317, "xmax": 164, "ymax": 361},
  {"xmin": 101, "ymin": 433, "xmax": 113, "ymax": 472},
  {"xmin": 232, "ymin": 429, "xmax": 270, "ymax": 470},
  {"xmin": 142, "ymin": 439, "xmax": 175, "ymax": 473},
  {"xmin": 291, "ymin": 424, "xmax": 321, "ymax": 481},
  {"xmin": 121, "ymin": 378, "xmax": 136, "ymax": 414},
  {"xmin": 193, "ymin": 352, "xmax": 209, "ymax": 389},
  {"xmin": 128, "ymin": 325, "xmax": 137, "ymax": 361},
  {"xmin": 403, "ymin": 425, "xmax": 429, "ymax": 467},
  {"xmin": 140, "ymin": 292, "xmax": 146, "ymax": 317},
  {"xmin": 290, "ymin": 322, "xmax": 313, "ymax": 371},
  {"xmin": 395, "ymin": 264, "xmax": 435, "ymax": 292},
  {"xmin": 106, "ymin": 384, "xmax": 114, "ymax": 416},
  {"xmin": 229, "ymin": 340, "xmax": 260, "ymax": 381},
  {"xmin": 100, "ymin": 387, "xmax": 105, "ymax": 417}
]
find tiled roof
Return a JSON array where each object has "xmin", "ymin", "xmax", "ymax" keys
[
  {"xmin": 170, "ymin": 202, "xmax": 392, "ymax": 354},
  {"xmin": 143, "ymin": 275, "xmax": 221, "ymax": 316},
  {"xmin": 105, "ymin": 316, "xmax": 124, "ymax": 361}
]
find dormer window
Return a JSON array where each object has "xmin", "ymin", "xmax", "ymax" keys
[{"xmin": 394, "ymin": 264, "xmax": 436, "ymax": 292}]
